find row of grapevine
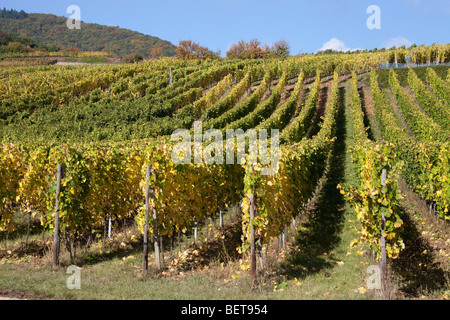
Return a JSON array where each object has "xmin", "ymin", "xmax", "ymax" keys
[
  {"xmin": 339, "ymin": 73, "xmax": 405, "ymax": 259},
  {"xmin": 410, "ymin": 44, "xmax": 450, "ymax": 64},
  {"xmin": 389, "ymin": 69, "xmax": 449, "ymax": 143},
  {"xmin": 158, "ymin": 69, "xmax": 258, "ymax": 136},
  {"xmin": 407, "ymin": 68, "xmax": 450, "ymax": 132},
  {"xmin": 426, "ymin": 68, "xmax": 450, "ymax": 107},
  {"xmin": 0, "ymin": 140, "xmax": 244, "ymax": 242},
  {"xmin": 145, "ymin": 60, "xmax": 252, "ymax": 103},
  {"xmin": 0, "ymin": 58, "xmax": 250, "ymax": 121},
  {"xmin": 189, "ymin": 74, "xmax": 234, "ymax": 119},
  {"xmin": 0, "ymin": 60, "xmax": 166, "ymax": 109},
  {"xmin": 255, "ymin": 72, "xmax": 306, "ymax": 133},
  {"xmin": 1, "ymin": 63, "xmax": 189, "ymax": 120},
  {"xmin": 84, "ymin": 59, "xmax": 252, "ymax": 108},
  {"xmin": 225, "ymin": 70, "xmax": 288, "ymax": 131},
  {"xmin": 201, "ymin": 68, "xmax": 254, "ymax": 121},
  {"xmin": 370, "ymin": 70, "xmax": 449, "ymax": 220},
  {"xmin": 279, "ymin": 70, "xmax": 322, "ymax": 143},
  {"xmin": 381, "ymin": 44, "xmax": 450, "ymax": 64},
  {"xmin": 148, "ymin": 62, "xmax": 249, "ymax": 118},
  {"xmin": 88, "ymin": 65, "xmax": 200, "ymax": 103},
  {"xmin": 203, "ymin": 64, "xmax": 279, "ymax": 130},
  {"xmin": 240, "ymin": 71, "xmax": 340, "ymax": 248}
]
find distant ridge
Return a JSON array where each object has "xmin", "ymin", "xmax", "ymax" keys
[{"xmin": 0, "ymin": 9, "xmax": 176, "ymax": 58}]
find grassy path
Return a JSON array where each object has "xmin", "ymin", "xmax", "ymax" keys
[{"xmin": 268, "ymin": 79, "xmax": 373, "ymax": 299}]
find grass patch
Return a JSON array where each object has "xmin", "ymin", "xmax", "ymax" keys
[
  {"xmin": 80, "ymin": 57, "xmax": 108, "ymax": 64},
  {"xmin": 62, "ymin": 58, "xmax": 79, "ymax": 63},
  {"xmin": 61, "ymin": 57, "xmax": 108, "ymax": 64}
]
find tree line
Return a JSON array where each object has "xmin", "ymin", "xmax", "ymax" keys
[
  {"xmin": 0, "ymin": 29, "xmax": 60, "ymax": 53},
  {"xmin": 0, "ymin": 8, "xmax": 28, "ymax": 19},
  {"xmin": 175, "ymin": 39, "xmax": 290, "ymax": 60}
]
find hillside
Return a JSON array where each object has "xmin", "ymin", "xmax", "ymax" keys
[{"xmin": 0, "ymin": 10, "xmax": 176, "ymax": 58}]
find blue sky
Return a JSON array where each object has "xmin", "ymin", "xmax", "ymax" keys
[{"xmin": 1, "ymin": 0, "xmax": 449, "ymax": 55}]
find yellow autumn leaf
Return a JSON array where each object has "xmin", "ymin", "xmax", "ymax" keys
[
  {"xmin": 350, "ymin": 239, "xmax": 358, "ymax": 248},
  {"xmin": 240, "ymin": 263, "xmax": 250, "ymax": 271}
]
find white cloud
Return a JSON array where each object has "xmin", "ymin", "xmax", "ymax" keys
[
  {"xmin": 317, "ymin": 38, "xmax": 360, "ymax": 53},
  {"xmin": 404, "ymin": 0, "xmax": 450, "ymax": 14},
  {"xmin": 382, "ymin": 36, "xmax": 413, "ymax": 49},
  {"xmin": 404, "ymin": 0, "xmax": 422, "ymax": 9}
]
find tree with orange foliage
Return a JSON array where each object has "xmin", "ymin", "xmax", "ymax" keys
[
  {"xmin": 245, "ymin": 39, "xmax": 270, "ymax": 59},
  {"xmin": 64, "ymin": 47, "xmax": 81, "ymax": 52},
  {"xmin": 226, "ymin": 40, "xmax": 246, "ymax": 59},
  {"xmin": 151, "ymin": 44, "xmax": 165, "ymax": 59},
  {"xmin": 226, "ymin": 39, "xmax": 270, "ymax": 59},
  {"xmin": 176, "ymin": 40, "xmax": 218, "ymax": 60}
]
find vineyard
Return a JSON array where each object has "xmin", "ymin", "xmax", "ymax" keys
[{"xmin": 0, "ymin": 43, "xmax": 450, "ymax": 300}]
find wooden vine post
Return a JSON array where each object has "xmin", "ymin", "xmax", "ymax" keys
[
  {"xmin": 143, "ymin": 164, "xmax": 161, "ymax": 274},
  {"xmin": 249, "ymin": 169, "xmax": 257, "ymax": 289},
  {"xmin": 380, "ymin": 169, "xmax": 388, "ymax": 298},
  {"xmin": 194, "ymin": 219, "xmax": 198, "ymax": 245},
  {"xmin": 256, "ymin": 239, "xmax": 264, "ymax": 275},
  {"xmin": 143, "ymin": 165, "xmax": 150, "ymax": 274},
  {"xmin": 52, "ymin": 164, "xmax": 63, "ymax": 268},
  {"xmin": 150, "ymin": 165, "xmax": 161, "ymax": 270}
]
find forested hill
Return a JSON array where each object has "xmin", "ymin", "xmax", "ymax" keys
[{"xmin": 0, "ymin": 9, "xmax": 176, "ymax": 58}]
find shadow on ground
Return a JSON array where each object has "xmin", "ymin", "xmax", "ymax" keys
[
  {"xmin": 307, "ymin": 86, "xmax": 329, "ymax": 138},
  {"xmin": 391, "ymin": 209, "xmax": 449, "ymax": 298},
  {"xmin": 277, "ymin": 87, "xmax": 347, "ymax": 279}
]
